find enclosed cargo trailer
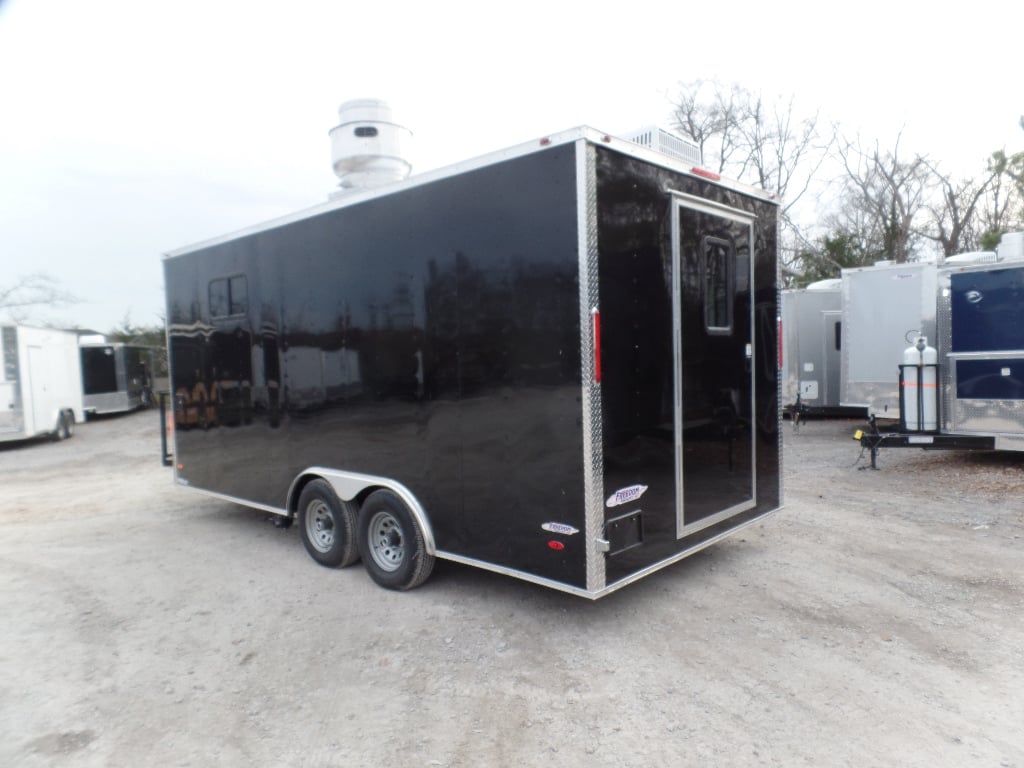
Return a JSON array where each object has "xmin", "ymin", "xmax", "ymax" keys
[
  {"xmin": 163, "ymin": 127, "xmax": 782, "ymax": 597},
  {"xmin": 80, "ymin": 342, "xmax": 157, "ymax": 416},
  {"xmin": 840, "ymin": 261, "xmax": 937, "ymax": 418},
  {"xmin": 0, "ymin": 325, "xmax": 84, "ymax": 443},
  {"xmin": 937, "ymin": 256, "xmax": 1024, "ymax": 449},
  {"xmin": 781, "ymin": 280, "xmax": 863, "ymax": 418}
]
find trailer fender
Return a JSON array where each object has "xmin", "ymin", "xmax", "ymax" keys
[{"xmin": 287, "ymin": 468, "xmax": 437, "ymax": 556}]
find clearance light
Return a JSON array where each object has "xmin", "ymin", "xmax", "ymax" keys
[
  {"xmin": 691, "ymin": 167, "xmax": 721, "ymax": 182},
  {"xmin": 539, "ymin": 137, "xmax": 551, "ymax": 146},
  {"xmin": 547, "ymin": 540, "xmax": 566, "ymax": 551},
  {"xmin": 592, "ymin": 308, "xmax": 602, "ymax": 383}
]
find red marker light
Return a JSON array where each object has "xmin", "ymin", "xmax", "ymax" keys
[
  {"xmin": 539, "ymin": 137, "xmax": 551, "ymax": 146},
  {"xmin": 547, "ymin": 540, "xmax": 565, "ymax": 551},
  {"xmin": 592, "ymin": 308, "xmax": 602, "ymax": 383},
  {"xmin": 691, "ymin": 166, "xmax": 721, "ymax": 182}
]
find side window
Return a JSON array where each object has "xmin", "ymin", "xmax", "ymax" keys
[
  {"xmin": 702, "ymin": 236, "xmax": 733, "ymax": 333},
  {"xmin": 229, "ymin": 276, "xmax": 248, "ymax": 315},
  {"xmin": 209, "ymin": 279, "xmax": 229, "ymax": 318},
  {"xmin": 209, "ymin": 275, "xmax": 248, "ymax": 318},
  {"xmin": 834, "ymin": 320, "xmax": 842, "ymax": 351}
]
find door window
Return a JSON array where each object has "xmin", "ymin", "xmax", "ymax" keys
[{"xmin": 703, "ymin": 236, "xmax": 733, "ymax": 333}]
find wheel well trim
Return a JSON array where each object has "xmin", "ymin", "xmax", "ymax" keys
[{"xmin": 287, "ymin": 467, "xmax": 436, "ymax": 555}]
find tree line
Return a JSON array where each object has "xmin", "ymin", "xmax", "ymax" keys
[
  {"xmin": 4, "ymin": 83, "xmax": 1022, "ymax": 326},
  {"xmin": 672, "ymin": 79, "xmax": 1024, "ymax": 286}
]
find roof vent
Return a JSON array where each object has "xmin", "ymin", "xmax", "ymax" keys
[
  {"xmin": 329, "ymin": 99, "xmax": 411, "ymax": 197},
  {"xmin": 622, "ymin": 125, "xmax": 702, "ymax": 166},
  {"xmin": 944, "ymin": 251, "xmax": 998, "ymax": 265}
]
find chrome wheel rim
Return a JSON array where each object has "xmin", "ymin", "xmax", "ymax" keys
[
  {"xmin": 367, "ymin": 510, "xmax": 404, "ymax": 572},
  {"xmin": 305, "ymin": 500, "xmax": 335, "ymax": 553}
]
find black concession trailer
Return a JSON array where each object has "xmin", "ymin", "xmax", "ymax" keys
[
  {"xmin": 163, "ymin": 127, "xmax": 782, "ymax": 597},
  {"xmin": 80, "ymin": 342, "xmax": 157, "ymax": 417}
]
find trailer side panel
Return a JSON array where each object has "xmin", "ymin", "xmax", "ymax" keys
[{"xmin": 166, "ymin": 143, "xmax": 589, "ymax": 587}]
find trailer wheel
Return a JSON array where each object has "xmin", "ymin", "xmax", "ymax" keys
[
  {"xmin": 297, "ymin": 480, "xmax": 359, "ymax": 568},
  {"xmin": 358, "ymin": 489, "xmax": 434, "ymax": 591}
]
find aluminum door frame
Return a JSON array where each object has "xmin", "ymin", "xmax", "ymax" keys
[{"xmin": 669, "ymin": 190, "xmax": 758, "ymax": 538}]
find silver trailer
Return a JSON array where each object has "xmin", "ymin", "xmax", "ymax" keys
[
  {"xmin": 80, "ymin": 342, "xmax": 157, "ymax": 417},
  {"xmin": 0, "ymin": 325, "xmax": 84, "ymax": 442},
  {"xmin": 781, "ymin": 279, "xmax": 862, "ymax": 416},
  {"xmin": 840, "ymin": 261, "xmax": 938, "ymax": 418},
  {"xmin": 936, "ymin": 241, "xmax": 1024, "ymax": 450}
]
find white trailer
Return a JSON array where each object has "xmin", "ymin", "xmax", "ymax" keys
[
  {"xmin": 0, "ymin": 325, "xmax": 84, "ymax": 443},
  {"xmin": 840, "ymin": 261, "xmax": 938, "ymax": 418}
]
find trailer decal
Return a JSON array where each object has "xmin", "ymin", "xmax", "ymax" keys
[
  {"xmin": 541, "ymin": 523, "xmax": 579, "ymax": 536},
  {"xmin": 605, "ymin": 485, "xmax": 648, "ymax": 508}
]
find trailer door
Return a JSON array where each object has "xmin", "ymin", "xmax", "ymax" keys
[
  {"xmin": 27, "ymin": 345, "xmax": 49, "ymax": 434},
  {"xmin": 822, "ymin": 309, "xmax": 842, "ymax": 405},
  {"xmin": 671, "ymin": 194, "xmax": 757, "ymax": 535}
]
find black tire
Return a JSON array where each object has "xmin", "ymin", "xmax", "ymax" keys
[
  {"xmin": 357, "ymin": 489, "xmax": 435, "ymax": 591},
  {"xmin": 297, "ymin": 479, "xmax": 359, "ymax": 568}
]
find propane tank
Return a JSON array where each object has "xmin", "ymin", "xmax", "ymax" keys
[{"xmin": 900, "ymin": 336, "xmax": 938, "ymax": 432}]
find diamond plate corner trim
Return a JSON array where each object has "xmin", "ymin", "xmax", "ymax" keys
[
  {"xmin": 577, "ymin": 139, "xmax": 605, "ymax": 594},
  {"xmin": 936, "ymin": 273, "xmax": 955, "ymax": 430}
]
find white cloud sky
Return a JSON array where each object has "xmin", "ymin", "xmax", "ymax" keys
[{"xmin": 1, "ymin": 0, "xmax": 1020, "ymax": 332}]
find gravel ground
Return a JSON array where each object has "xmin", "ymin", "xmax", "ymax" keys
[{"xmin": 1, "ymin": 409, "xmax": 1022, "ymax": 767}]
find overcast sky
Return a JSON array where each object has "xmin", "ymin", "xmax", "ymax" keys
[{"xmin": 1, "ymin": 0, "xmax": 1020, "ymax": 333}]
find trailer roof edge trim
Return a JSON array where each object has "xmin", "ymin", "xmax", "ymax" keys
[{"xmin": 165, "ymin": 126, "xmax": 776, "ymax": 259}]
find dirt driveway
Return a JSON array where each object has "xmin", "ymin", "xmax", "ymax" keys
[{"xmin": 1, "ymin": 410, "xmax": 1022, "ymax": 767}]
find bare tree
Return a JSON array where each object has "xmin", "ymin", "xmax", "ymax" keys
[
  {"xmin": 979, "ymin": 146, "xmax": 1024, "ymax": 241},
  {"xmin": 671, "ymin": 81, "xmax": 834, "ymax": 215},
  {"xmin": 920, "ymin": 161, "xmax": 995, "ymax": 256},
  {"xmin": 0, "ymin": 274, "xmax": 77, "ymax": 323},
  {"xmin": 834, "ymin": 132, "xmax": 932, "ymax": 263},
  {"xmin": 671, "ymin": 79, "xmax": 835, "ymax": 280},
  {"xmin": 672, "ymin": 80, "xmax": 745, "ymax": 175}
]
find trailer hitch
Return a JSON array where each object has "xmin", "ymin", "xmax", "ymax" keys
[{"xmin": 853, "ymin": 415, "xmax": 883, "ymax": 470}]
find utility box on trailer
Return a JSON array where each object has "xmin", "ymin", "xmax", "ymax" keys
[
  {"xmin": 0, "ymin": 325, "xmax": 84, "ymax": 443},
  {"xmin": 163, "ymin": 127, "xmax": 782, "ymax": 597},
  {"xmin": 80, "ymin": 342, "xmax": 157, "ymax": 416}
]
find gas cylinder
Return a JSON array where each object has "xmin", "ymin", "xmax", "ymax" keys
[{"xmin": 901, "ymin": 336, "xmax": 938, "ymax": 432}]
